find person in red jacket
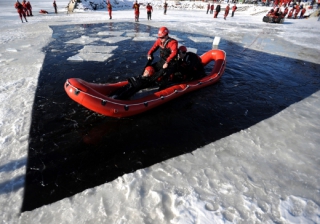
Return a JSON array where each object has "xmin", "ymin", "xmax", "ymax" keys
[
  {"xmin": 283, "ymin": 6, "xmax": 289, "ymax": 17},
  {"xmin": 299, "ymin": 5, "xmax": 306, "ymax": 18},
  {"xmin": 294, "ymin": 4, "xmax": 300, "ymax": 18},
  {"xmin": 231, "ymin": 4, "xmax": 237, "ymax": 17},
  {"xmin": 14, "ymin": 0, "xmax": 28, "ymax": 23},
  {"xmin": 107, "ymin": 1, "xmax": 112, "ymax": 19},
  {"xmin": 146, "ymin": 3, "xmax": 153, "ymax": 20},
  {"xmin": 132, "ymin": 0, "xmax": 140, "ymax": 22},
  {"xmin": 287, "ymin": 7, "xmax": 294, "ymax": 18},
  {"xmin": 21, "ymin": 0, "xmax": 29, "ymax": 16},
  {"xmin": 147, "ymin": 26, "xmax": 178, "ymax": 87},
  {"xmin": 26, "ymin": 1, "xmax": 33, "ymax": 16},
  {"xmin": 110, "ymin": 27, "xmax": 178, "ymax": 99},
  {"xmin": 224, "ymin": 4, "xmax": 230, "ymax": 20}
]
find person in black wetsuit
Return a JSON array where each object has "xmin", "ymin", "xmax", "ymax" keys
[{"xmin": 172, "ymin": 46, "xmax": 206, "ymax": 83}]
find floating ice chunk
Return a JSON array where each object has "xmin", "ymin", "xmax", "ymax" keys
[
  {"xmin": 167, "ymin": 35, "xmax": 184, "ymax": 41},
  {"xmin": 65, "ymin": 36, "xmax": 100, "ymax": 45},
  {"xmin": 79, "ymin": 45, "xmax": 117, "ymax": 54},
  {"xmin": 67, "ymin": 54, "xmax": 84, "ymax": 61},
  {"xmin": 6, "ymin": 48, "xmax": 18, "ymax": 52},
  {"xmin": 97, "ymin": 31, "xmax": 124, "ymax": 36},
  {"xmin": 188, "ymin": 36, "xmax": 213, "ymax": 43},
  {"xmin": 21, "ymin": 44, "xmax": 31, "ymax": 48},
  {"xmin": 133, "ymin": 36, "xmax": 156, "ymax": 41},
  {"xmin": 125, "ymin": 32, "xmax": 150, "ymax": 37},
  {"xmin": 78, "ymin": 53, "xmax": 113, "ymax": 62},
  {"xmin": 101, "ymin": 37, "xmax": 131, "ymax": 43}
]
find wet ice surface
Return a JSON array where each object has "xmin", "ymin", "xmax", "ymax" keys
[{"xmin": 1, "ymin": 0, "xmax": 320, "ymax": 223}]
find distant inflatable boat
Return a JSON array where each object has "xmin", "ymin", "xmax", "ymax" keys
[
  {"xmin": 64, "ymin": 49, "xmax": 226, "ymax": 118},
  {"xmin": 263, "ymin": 15, "xmax": 284, "ymax": 23}
]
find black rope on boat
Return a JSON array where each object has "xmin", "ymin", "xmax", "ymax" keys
[
  {"xmin": 101, "ymin": 100, "xmax": 107, "ymax": 106},
  {"xmin": 124, "ymin": 105, "xmax": 129, "ymax": 111},
  {"xmin": 74, "ymin": 89, "xmax": 80, "ymax": 95},
  {"xmin": 144, "ymin": 102, "xmax": 148, "ymax": 107}
]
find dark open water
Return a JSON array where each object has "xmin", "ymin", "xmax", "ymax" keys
[{"xmin": 21, "ymin": 22, "xmax": 320, "ymax": 211}]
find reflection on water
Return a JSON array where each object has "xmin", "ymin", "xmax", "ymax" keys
[{"xmin": 22, "ymin": 22, "xmax": 320, "ymax": 212}]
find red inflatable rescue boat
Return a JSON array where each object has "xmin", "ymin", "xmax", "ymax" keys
[{"xmin": 64, "ymin": 49, "xmax": 226, "ymax": 118}]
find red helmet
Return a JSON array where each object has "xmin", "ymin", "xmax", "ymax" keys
[
  {"xmin": 143, "ymin": 66, "xmax": 155, "ymax": 77},
  {"xmin": 178, "ymin": 46, "xmax": 187, "ymax": 53},
  {"xmin": 158, "ymin": 27, "xmax": 169, "ymax": 38}
]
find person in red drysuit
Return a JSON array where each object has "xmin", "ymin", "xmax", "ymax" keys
[
  {"xmin": 110, "ymin": 27, "xmax": 178, "ymax": 99},
  {"xmin": 14, "ymin": 0, "xmax": 28, "ymax": 23},
  {"xmin": 231, "ymin": 4, "xmax": 237, "ymax": 17},
  {"xmin": 107, "ymin": 1, "xmax": 112, "ymax": 19},
  {"xmin": 21, "ymin": 0, "xmax": 29, "ymax": 16},
  {"xmin": 146, "ymin": 3, "xmax": 153, "ymax": 20},
  {"xmin": 294, "ymin": 4, "xmax": 300, "ymax": 18},
  {"xmin": 287, "ymin": 7, "xmax": 294, "ymax": 18},
  {"xmin": 147, "ymin": 26, "xmax": 178, "ymax": 86},
  {"xmin": 224, "ymin": 4, "xmax": 230, "ymax": 20},
  {"xmin": 132, "ymin": 0, "xmax": 140, "ymax": 22},
  {"xmin": 206, "ymin": 3, "xmax": 210, "ymax": 14},
  {"xmin": 283, "ymin": 6, "xmax": 289, "ymax": 17},
  {"xmin": 214, "ymin": 4, "xmax": 221, "ymax": 18},
  {"xmin": 210, "ymin": 4, "xmax": 214, "ymax": 14},
  {"xmin": 299, "ymin": 5, "xmax": 306, "ymax": 18},
  {"xmin": 266, "ymin": 8, "xmax": 274, "ymax": 16},
  {"xmin": 26, "ymin": 1, "xmax": 33, "ymax": 16}
]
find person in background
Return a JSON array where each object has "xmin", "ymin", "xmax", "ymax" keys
[
  {"xmin": 206, "ymin": 3, "xmax": 210, "ymax": 14},
  {"xmin": 107, "ymin": 1, "xmax": 112, "ymax": 19},
  {"xmin": 210, "ymin": 4, "xmax": 214, "ymax": 14},
  {"xmin": 283, "ymin": 6, "xmax": 289, "ymax": 17},
  {"xmin": 175, "ymin": 46, "xmax": 206, "ymax": 82},
  {"xmin": 287, "ymin": 6, "xmax": 294, "ymax": 18},
  {"xmin": 146, "ymin": 3, "xmax": 153, "ymax": 20},
  {"xmin": 294, "ymin": 3, "xmax": 300, "ymax": 18},
  {"xmin": 26, "ymin": 1, "xmax": 33, "ymax": 16},
  {"xmin": 299, "ymin": 4, "xmax": 306, "ymax": 18},
  {"xmin": 163, "ymin": 1, "xmax": 168, "ymax": 15},
  {"xmin": 231, "ymin": 4, "xmax": 237, "ymax": 17},
  {"xmin": 53, "ymin": 0, "xmax": 58, "ymax": 14},
  {"xmin": 133, "ymin": 0, "xmax": 140, "ymax": 22},
  {"xmin": 214, "ymin": 4, "xmax": 221, "ymax": 18},
  {"xmin": 224, "ymin": 4, "xmax": 230, "ymax": 20},
  {"xmin": 14, "ymin": 0, "xmax": 28, "ymax": 23},
  {"xmin": 21, "ymin": 0, "xmax": 29, "ymax": 16}
]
